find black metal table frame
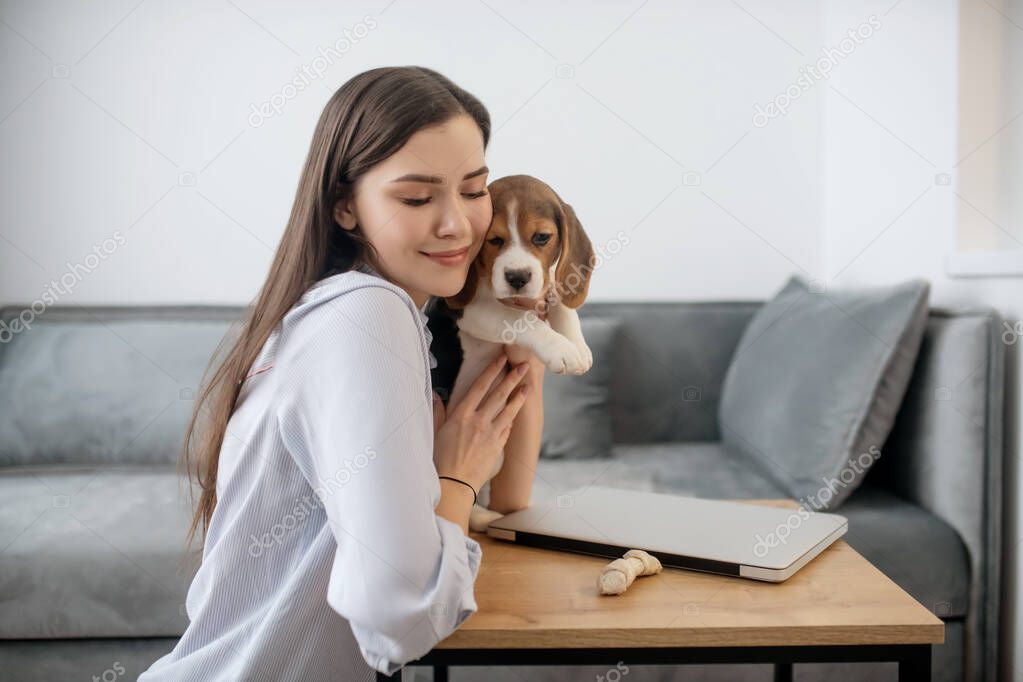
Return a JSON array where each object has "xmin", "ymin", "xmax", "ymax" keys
[{"xmin": 377, "ymin": 644, "xmax": 932, "ymax": 681}]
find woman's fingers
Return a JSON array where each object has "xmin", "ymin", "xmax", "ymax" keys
[
  {"xmin": 479, "ymin": 362, "xmax": 529, "ymax": 421},
  {"xmin": 503, "ymin": 343, "xmax": 533, "ymax": 365},
  {"xmin": 432, "ymin": 391, "xmax": 446, "ymax": 434},
  {"xmin": 456, "ymin": 354, "xmax": 508, "ymax": 415},
  {"xmin": 493, "ymin": 383, "xmax": 529, "ymax": 433}
]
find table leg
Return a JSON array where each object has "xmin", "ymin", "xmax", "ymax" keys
[
  {"xmin": 773, "ymin": 662, "xmax": 793, "ymax": 682},
  {"xmin": 897, "ymin": 645, "xmax": 932, "ymax": 682}
]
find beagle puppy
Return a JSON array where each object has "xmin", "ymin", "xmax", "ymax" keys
[{"xmin": 435, "ymin": 175, "xmax": 596, "ymax": 529}]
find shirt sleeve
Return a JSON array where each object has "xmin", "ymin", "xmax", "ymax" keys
[{"xmin": 274, "ymin": 285, "xmax": 483, "ymax": 676}]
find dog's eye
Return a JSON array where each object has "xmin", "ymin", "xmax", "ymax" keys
[
  {"xmin": 487, "ymin": 237, "xmax": 504, "ymax": 247},
  {"xmin": 532, "ymin": 233, "xmax": 551, "ymax": 246}
]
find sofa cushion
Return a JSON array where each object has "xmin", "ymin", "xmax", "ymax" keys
[
  {"xmin": 577, "ymin": 302, "xmax": 760, "ymax": 444},
  {"xmin": 532, "ymin": 442, "xmax": 789, "ymax": 505},
  {"xmin": 717, "ymin": 276, "xmax": 930, "ymax": 509},
  {"xmin": 623, "ymin": 441, "xmax": 792, "ymax": 499},
  {"xmin": 838, "ymin": 486, "xmax": 970, "ymax": 618},
  {"xmin": 533, "ymin": 441, "xmax": 968, "ymax": 618},
  {"xmin": 0, "ymin": 638, "xmax": 181, "ymax": 682},
  {"xmin": 0, "ymin": 467, "xmax": 196, "ymax": 638},
  {"xmin": 0, "ymin": 315, "xmax": 234, "ymax": 466},
  {"xmin": 540, "ymin": 317, "xmax": 622, "ymax": 459}
]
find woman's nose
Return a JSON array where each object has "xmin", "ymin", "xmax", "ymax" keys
[{"xmin": 437, "ymin": 203, "xmax": 473, "ymax": 239}]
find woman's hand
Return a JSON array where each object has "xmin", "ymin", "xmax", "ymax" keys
[
  {"xmin": 432, "ymin": 390, "xmax": 446, "ymax": 436},
  {"xmin": 500, "ymin": 344, "xmax": 545, "ymax": 420},
  {"xmin": 431, "ymin": 346, "xmax": 540, "ymax": 436},
  {"xmin": 432, "ymin": 353, "xmax": 532, "ymax": 492}
]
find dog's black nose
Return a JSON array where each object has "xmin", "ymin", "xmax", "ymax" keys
[{"xmin": 504, "ymin": 269, "xmax": 531, "ymax": 291}]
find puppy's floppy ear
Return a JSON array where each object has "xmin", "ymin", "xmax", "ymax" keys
[
  {"xmin": 552, "ymin": 194, "xmax": 594, "ymax": 309},
  {"xmin": 444, "ymin": 258, "xmax": 482, "ymax": 310}
]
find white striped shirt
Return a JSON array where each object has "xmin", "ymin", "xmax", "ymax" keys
[{"xmin": 140, "ymin": 264, "xmax": 481, "ymax": 681}]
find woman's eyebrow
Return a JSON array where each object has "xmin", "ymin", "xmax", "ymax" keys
[{"xmin": 389, "ymin": 165, "xmax": 488, "ymax": 185}]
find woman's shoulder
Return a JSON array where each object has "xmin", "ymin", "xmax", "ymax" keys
[
  {"xmin": 242, "ymin": 268, "xmax": 431, "ymax": 394},
  {"xmin": 274, "ymin": 269, "xmax": 428, "ymax": 370},
  {"xmin": 303, "ymin": 268, "xmax": 412, "ymax": 311},
  {"xmin": 284, "ymin": 269, "xmax": 417, "ymax": 328}
]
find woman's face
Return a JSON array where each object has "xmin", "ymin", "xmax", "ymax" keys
[{"xmin": 334, "ymin": 114, "xmax": 493, "ymax": 309}]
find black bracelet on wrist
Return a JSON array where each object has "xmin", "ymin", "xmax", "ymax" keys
[{"xmin": 438, "ymin": 475, "xmax": 477, "ymax": 506}]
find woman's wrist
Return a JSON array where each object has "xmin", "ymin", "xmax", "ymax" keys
[
  {"xmin": 438, "ymin": 475, "xmax": 478, "ymax": 505},
  {"xmin": 436, "ymin": 477, "xmax": 476, "ymax": 535}
]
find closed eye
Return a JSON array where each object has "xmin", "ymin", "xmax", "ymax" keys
[{"xmin": 400, "ymin": 191, "xmax": 489, "ymax": 207}]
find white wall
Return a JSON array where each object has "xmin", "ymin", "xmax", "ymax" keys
[
  {"xmin": 0, "ymin": 0, "xmax": 824, "ymax": 306},
  {"xmin": 1, "ymin": 0, "xmax": 1019, "ymax": 677}
]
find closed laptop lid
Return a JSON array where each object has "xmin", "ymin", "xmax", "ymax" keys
[{"xmin": 486, "ymin": 485, "xmax": 848, "ymax": 572}]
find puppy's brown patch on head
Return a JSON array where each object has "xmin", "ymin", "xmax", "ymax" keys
[
  {"xmin": 447, "ymin": 175, "xmax": 593, "ymax": 310},
  {"xmin": 493, "ymin": 175, "xmax": 593, "ymax": 309},
  {"xmin": 491, "ymin": 176, "xmax": 564, "ymax": 277}
]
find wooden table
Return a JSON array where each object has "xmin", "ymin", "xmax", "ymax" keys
[{"xmin": 380, "ymin": 500, "xmax": 943, "ymax": 681}]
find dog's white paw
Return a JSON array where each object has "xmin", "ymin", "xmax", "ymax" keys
[
  {"xmin": 536, "ymin": 336, "xmax": 589, "ymax": 375},
  {"xmin": 469, "ymin": 504, "xmax": 505, "ymax": 533},
  {"xmin": 575, "ymin": 339, "xmax": 593, "ymax": 373}
]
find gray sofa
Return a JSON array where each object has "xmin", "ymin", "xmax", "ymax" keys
[{"xmin": 0, "ymin": 300, "xmax": 1004, "ymax": 682}]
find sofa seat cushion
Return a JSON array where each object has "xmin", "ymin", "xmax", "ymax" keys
[
  {"xmin": 532, "ymin": 442, "xmax": 969, "ymax": 618},
  {"xmin": 0, "ymin": 467, "xmax": 196, "ymax": 638},
  {"xmin": 531, "ymin": 441, "xmax": 788, "ymax": 506},
  {"xmin": 838, "ymin": 486, "xmax": 970, "ymax": 618}
]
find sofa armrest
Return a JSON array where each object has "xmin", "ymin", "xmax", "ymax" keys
[{"xmin": 868, "ymin": 307, "xmax": 1004, "ymax": 682}]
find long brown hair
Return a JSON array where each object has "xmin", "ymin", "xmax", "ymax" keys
[{"xmin": 180, "ymin": 66, "xmax": 491, "ymax": 551}]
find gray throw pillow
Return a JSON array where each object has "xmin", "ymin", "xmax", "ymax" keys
[
  {"xmin": 540, "ymin": 317, "xmax": 621, "ymax": 459},
  {"xmin": 718, "ymin": 275, "xmax": 930, "ymax": 509}
]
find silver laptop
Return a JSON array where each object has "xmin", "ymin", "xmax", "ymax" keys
[{"xmin": 486, "ymin": 486, "xmax": 848, "ymax": 582}]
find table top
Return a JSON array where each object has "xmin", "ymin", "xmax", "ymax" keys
[{"xmin": 437, "ymin": 499, "xmax": 944, "ymax": 650}]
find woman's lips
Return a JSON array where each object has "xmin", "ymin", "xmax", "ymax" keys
[{"xmin": 421, "ymin": 246, "xmax": 470, "ymax": 266}]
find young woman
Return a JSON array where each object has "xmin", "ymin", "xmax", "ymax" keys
[{"xmin": 140, "ymin": 66, "xmax": 546, "ymax": 680}]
